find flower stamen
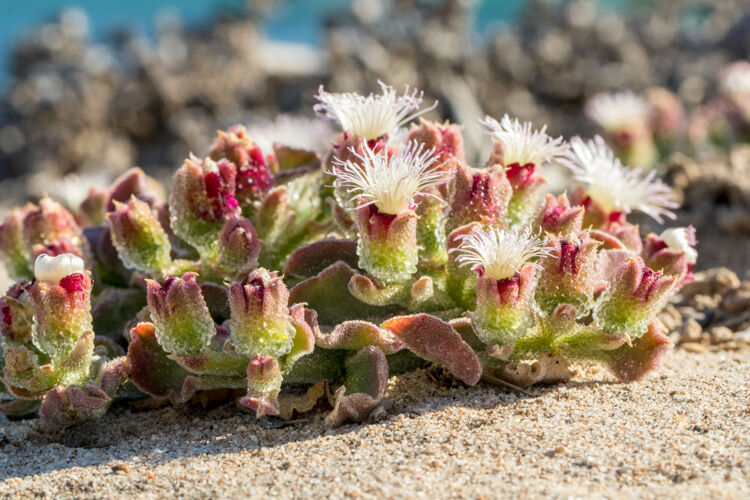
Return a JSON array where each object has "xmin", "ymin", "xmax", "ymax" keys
[
  {"xmin": 479, "ymin": 114, "xmax": 568, "ymax": 167},
  {"xmin": 451, "ymin": 226, "xmax": 552, "ymax": 281},
  {"xmin": 331, "ymin": 140, "xmax": 449, "ymax": 215},
  {"xmin": 563, "ymin": 136, "xmax": 677, "ymax": 222},
  {"xmin": 315, "ymin": 81, "xmax": 438, "ymax": 141}
]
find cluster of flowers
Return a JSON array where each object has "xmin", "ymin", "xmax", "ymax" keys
[
  {"xmin": 0, "ymin": 82, "xmax": 697, "ymax": 429},
  {"xmin": 585, "ymin": 60, "xmax": 750, "ymax": 168}
]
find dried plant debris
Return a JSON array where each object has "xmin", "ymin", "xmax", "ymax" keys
[{"xmin": 1, "ymin": 82, "xmax": 725, "ymax": 432}]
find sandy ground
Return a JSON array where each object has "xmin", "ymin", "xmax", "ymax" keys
[{"xmin": 0, "ymin": 348, "xmax": 747, "ymax": 499}]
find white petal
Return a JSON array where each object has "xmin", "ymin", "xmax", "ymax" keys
[{"xmin": 34, "ymin": 253, "xmax": 85, "ymax": 283}]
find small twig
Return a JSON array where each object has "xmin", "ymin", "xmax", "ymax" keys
[{"xmin": 482, "ymin": 373, "xmax": 534, "ymax": 396}]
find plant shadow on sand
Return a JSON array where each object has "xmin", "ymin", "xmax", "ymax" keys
[{"xmin": 0, "ymin": 365, "xmax": 625, "ymax": 481}]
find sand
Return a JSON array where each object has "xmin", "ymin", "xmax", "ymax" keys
[{"xmin": 0, "ymin": 347, "xmax": 747, "ymax": 499}]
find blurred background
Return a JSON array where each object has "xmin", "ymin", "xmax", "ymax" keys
[{"xmin": 1, "ymin": 0, "xmax": 750, "ymax": 284}]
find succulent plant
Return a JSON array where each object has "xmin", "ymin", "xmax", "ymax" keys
[{"xmin": 0, "ymin": 82, "xmax": 696, "ymax": 430}]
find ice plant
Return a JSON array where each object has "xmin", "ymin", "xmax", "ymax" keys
[
  {"xmin": 534, "ymin": 233, "xmax": 600, "ymax": 316},
  {"xmin": 564, "ymin": 136, "xmax": 678, "ymax": 228},
  {"xmin": 216, "ymin": 216, "xmax": 260, "ymax": 280},
  {"xmin": 169, "ymin": 155, "xmax": 241, "ymax": 258},
  {"xmin": 719, "ymin": 61, "xmax": 750, "ymax": 122},
  {"xmin": 593, "ymin": 257, "xmax": 678, "ymax": 339},
  {"xmin": 333, "ymin": 140, "xmax": 447, "ymax": 283},
  {"xmin": 585, "ymin": 91, "xmax": 657, "ymax": 168},
  {"xmin": 29, "ymin": 253, "xmax": 93, "ymax": 360},
  {"xmin": 452, "ymin": 226, "xmax": 551, "ymax": 348},
  {"xmin": 0, "ymin": 82, "xmax": 696, "ymax": 430},
  {"xmin": 480, "ymin": 114, "xmax": 567, "ymax": 224},
  {"xmin": 146, "ymin": 273, "xmax": 215, "ymax": 356},
  {"xmin": 0, "ymin": 253, "xmax": 127, "ymax": 427},
  {"xmin": 107, "ymin": 197, "xmax": 172, "ymax": 275},
  {"xmin": 315, "ymin": 81, "xmax": 437, "ymax": 141},
  {"xmin": 446, "ymin": 162, "xmax": 512, "ymax": 232},
  {"xmin": 228, "ymin": 269, "xmax": 295, "ymax": 358},
  {"xmin": 208, "ymin": 125, "xmax": 275, "ymax": 215},
  {"xmin": 0, "ymin": 207, "xmax": 33, "ymax": 281},
  {"xmin": 408, "ymin": 119, "xmax": 465, "ymax": 176},
  {"xmin": 642, "ymin": 226, "xmax": 697, "ymax": 282}
]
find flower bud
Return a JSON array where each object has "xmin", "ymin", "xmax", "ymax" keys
[
  {"xmin": 446, "ymin": 162, "xmax": 511, "ymax": 232},
  {"xmin": 169, "ymin": 155, "xmax": 241, "ymax": 256},
  {"xmin": 535, "ymin": 234, "xmax": 600, "ymax": 316},
  {"xmin": 106, "ymin": 167, "xmax": 165, "ymax": 212},
  {"xmin": 216, "ymin": 216, "xmax": 260, "ymax": 279},
  {"xmin": 22, "ymin": 197, "xmax": 84, "ymax": 261},
  {"xmin": 407, "ymin": 119, "xmax": 465, "ymax": 176},
  {"xmin": 593, "ymin": 257, "xmax": 678, "ymax": 339},
  {"xmin": 642, "ymin": 226, "xmax": 696, "ymax": 283},
  {"xmin": 107, "ymin": 197, "xmax": 172, "ymax": 274},
  {"xmin": 146, "ymin": 273, "xmax": 215, "ymax": 355},
  {"xmin": 474, "ymin": 264, "xmax": 537, "ymax": 346},
  {"xmin": 228, "ymin": 268, "xmax": 294, "ymax": 358},
  {"xmin": 28, "ymin": 254, "xmax": 93, "ymax": 359},
  {"xmin": 498, "ymin": 157, "xmax": 546, "ymax": 225},
  {"xmin": 209, "ymin": 125, "xmax": 275, "ymax": 213},
  {"xmin": 355, "ymin": 204, "xmax": 419, "ymax": 283},
  {"xmin": 585, "ymin": 91, "xmax": 657, "ymax": 168},
  {"xmin": 646, "ymin": 87, "xmax": 685, "ymax": 143},
  {"xmin": 534, "ymin": 193, "xmax": 584, "ymax": 236},
  {"xmin": 719, "ymin": 61, "xmax": 750, "ymax": 123},
  {"xmin": 0, "ymin": 283, "xmax": 33, "ymax": 344},
  {"xmin": 480, "ymin": 115, "xmax": 567, "ymax": 224},
  {"xmin": 78, "ymin": 187, "xmax": 108, "ymax": 226},
  {"xmin": 0, "ymin": 206, "xmax": 33, "ymax": 280},
  {"xmin": 452, "ymin": 226, "xmax": 550, "ymax": 347},
  {"xmin": 239, "ymin": 354, "xmax": 282, "ymax": 417}
]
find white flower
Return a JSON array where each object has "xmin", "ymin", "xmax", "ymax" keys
[
  {"xmin": 245, "ymin": 114, "xmax": 335, "ymax": 154},
  {"xmin": 31, "ymin": 171, "xmax": 111, "ymax": 208},
  {"xmin": 659, "ymin": 227, "xmax": 697, "ymax": 265},
  {"xmin": 34, "ymin": 253, "xmax": 85, "ymax": 283},
  {"xmin": 585, "ymin": 91, "xmax": 652, "ymax": 131},
  {"xmin": 564, "ymin": 136, "xmax": 677, "ymax": 222},
  {"xmin": 331, "ymin": 140, "xmax": 447, "ymax": 215},
  {"xmin": 451, "ymin": 226, "xmax": 551, "ymax": 281},
  {"xmin": 720, "ymin": 61, "xmax": 750, "ymax": 99},
  {"xmin": 314, "ymin": 81, "xmax": 437, "ymax": 140},
  {"xmin": 479, "ymin": 114, "xmax": 568, "ymax": 167}
]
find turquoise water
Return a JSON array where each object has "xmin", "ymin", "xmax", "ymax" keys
[{"xmin": 0, "ymin": 0, "xmax": 626, "ymax": 81}]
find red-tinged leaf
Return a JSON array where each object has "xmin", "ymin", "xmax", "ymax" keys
[
  {"xmin": 603, "ymin": 320, "xmax": 672, "ymax": 382},
  {"xmin": 348, "ymin": 273, "xmax": 407, "ymax": 306},
  {"xmin": 127, "ymin": 322, "xmax": 189, "ymax": 399},
  {"xmin": 39, "ymin": 382, "xmax": 111, "ymax": 430},
  {"xmin": 289, "ymin": 261, "xmax": 401, "ymax": 327},
  {"xmin": 326, "ymin": 346, "xmax": 390, "ymax": 427},
  {"xmin": 272, "ymin": 144, "xmax": 321, "ymax": 176},
  {"xmin": 283, "ymin": 239, "xmax": 358, "ymax": 279},
  {"xmin": 381, "ymin": 314, "xmax": 482, "ymax": 385},
  {"xmin": 98, "ymin": 357, "xmax": 131, "ymax": 395},
  {"xmin": 325, "ymin": 386, "xmax": 383, "ymax": 428},
  {"xmin": 0, "ymin": 398, "xmax": 39, "ymax": 418},
  {"xmin": 314, "ymin": 319, "xmax": 404, "ymax": 354},
  {"xmin": 589, "ymin": 229, "xmax": 628, "ymax": 250},
  {"xmin": 344, "ymin": 346, "xmax": 388, "ymax": 398}
]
